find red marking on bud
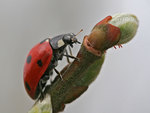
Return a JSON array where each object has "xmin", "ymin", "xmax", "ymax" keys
[
  {"xmin": 114, "ymin": 46, "xmax": 117, "ymax": 49},
  {"xmin": 85, "ymin": 15, "xmax": 121, "ymax": 53},
  {"xmin": 106, "ymin": 24, "xmax": 120, "ymax": 42},
  {"xmin": 96, "ymin": 16, "xmax": 112, "ymax": 25},
  {"xmin": 83, "ymin": 35, "xmax": 102, "ymax": 57},
  {"xmin": 118, "ymin": 44, "xmax": 123, "ymax": 48}
]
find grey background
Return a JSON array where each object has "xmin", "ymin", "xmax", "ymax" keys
[{"xmin": 0, "ymin": 0, "xmax": 150, "ymax": 113}]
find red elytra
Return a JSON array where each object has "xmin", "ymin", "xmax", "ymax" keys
[{"xmin": 23, "ymin": 39, "xmax": 53, "ymax": 99}]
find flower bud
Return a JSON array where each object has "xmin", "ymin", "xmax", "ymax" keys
[
  {"xmin": 84, "ymin": 16, "xmax": 120, "ymax": 56},
  {"xmin": 109, "ymin": 13, "xmax": 139, "ymax": 44}
]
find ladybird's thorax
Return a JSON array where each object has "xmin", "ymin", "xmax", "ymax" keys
[
  {"xmin": 50, "ymin": 33, "xmax": 78, "ymax": 50},
  {"xmin": 50, "ymin": 34, "xmax": 66, "ymax": 50}
]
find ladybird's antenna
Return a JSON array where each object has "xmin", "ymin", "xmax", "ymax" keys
[
  {"xmin": 72, "ymin": 29, "xmax": 83, "ymax": 44},
  {"xmin": 75, "ymin": 29, "xmax": 83, "ymax": 36}
]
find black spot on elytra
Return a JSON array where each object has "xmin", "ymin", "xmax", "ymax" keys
[
  {"xmin": 25, "ymin": 82, "xmax": 31, "ymax": 91},
  {"xmin": 37, "ymin": 60, "xmax": 43, "ymax": 67},
  {"xmin": 26, "ymin": 55, "xmax": 32, "ymax": 64}
]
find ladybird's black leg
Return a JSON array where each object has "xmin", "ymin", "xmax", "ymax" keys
[
  {"xmin": 38, "ymin": 80, "xmax": 44, "ymax": 100},
  {"xmin": 54, "ymin": 68, "xmax": 63, "ymax": 80},
  {"xmin": 41, "ymin": 75, "xmax": 50, "ymax": 82},
  {"xmin": 50, "ymin": 76, "xmax": 53, "ymax": 83},
  {"xmin": 63, "ymin": 54, "xmax": 79, "ymax": 61},
  {"xmin": 65, "ymin": 49, "xmax": 71, "ymax": 64},
  {"xmin": 39, "ymin": 75, "xmax": 49, "ymax": 100},
  {"xmin": 49, "ymin": 71, "xmax": 53, "ymax": 83},
  {"xmin": 68, "ymin": 45, "xmax": 73, "ymax": 56}
]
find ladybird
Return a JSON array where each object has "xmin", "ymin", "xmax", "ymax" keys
[{"xmin": 23, "ymin": 32, "xmax": 81, "ymax": 100}]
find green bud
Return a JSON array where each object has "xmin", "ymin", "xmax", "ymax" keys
[{"xmin": 109, "ymin": 13, "xmax": 139, "ymax": 44}]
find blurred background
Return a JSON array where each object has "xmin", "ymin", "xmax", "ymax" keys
[{"xmin": 0, "ymin": 0, "xmax": 150, "ymax": 113}]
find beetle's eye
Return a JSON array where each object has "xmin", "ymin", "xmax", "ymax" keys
[{"xmin": 72, "ymin": 37, "xmax": 77, "ymax": 42}]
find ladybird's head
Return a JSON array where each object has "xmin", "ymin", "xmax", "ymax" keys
[{"xmin": 63, "ymin": 33, "xmax": 81, "ymax": 47}]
